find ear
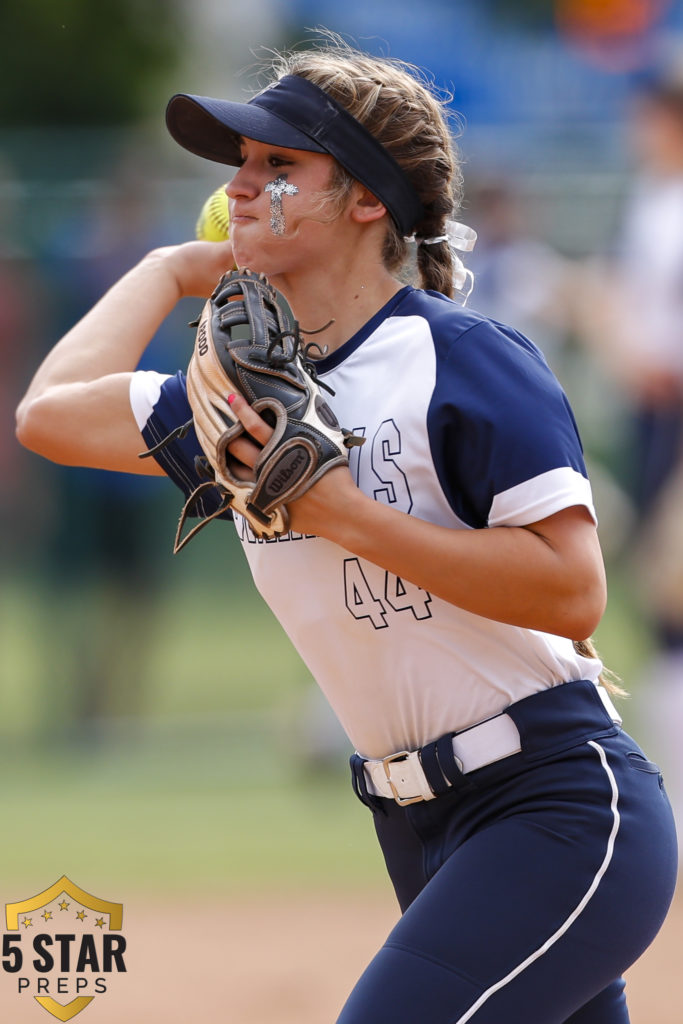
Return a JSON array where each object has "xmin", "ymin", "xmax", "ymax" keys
[{"xmin": 348, "ymin": 183, "xmax": 387, "ymax": 224}]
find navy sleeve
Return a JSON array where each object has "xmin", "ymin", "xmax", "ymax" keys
[
  {"xmin": 141, "ymin": 370, "xmax": 233, "ymax": 521},
  {"xmin": 427, "ymin": 317, "xmax": 591, "ymax": 529}
]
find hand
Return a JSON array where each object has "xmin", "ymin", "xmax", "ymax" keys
[
  {"xmin": 152, "ymin": 239, "xmax": 235, "ymax": 299},
  {"xmin": 216, "ymin": 393, "xmax": 268, "ymax": 486},
  {"xmin": 287, "ymin": 463, "xmax": 360, "ymax": 539},
  {"xmin": 224, "ymin": 393, "xmax": 363, "ymax": 539}
]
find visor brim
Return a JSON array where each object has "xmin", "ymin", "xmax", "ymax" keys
[{"xmin": 166, "ymin": 93, "xmax": 327, "ymax": 166}]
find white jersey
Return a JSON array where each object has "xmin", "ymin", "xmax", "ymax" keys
[{"xmin": 131, "ymin": 286, "xmax": 601, "ymax": 758}]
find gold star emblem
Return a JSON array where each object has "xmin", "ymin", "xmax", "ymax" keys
[
  {"xmin": 94, "ymin": 917, "xmax": 105, "ymax": 929},
  {"xmin": 59, "ymin": 900, "xmax": 70, "ymax": 911},
  {"xmin": 76, "ymin": 909, "xmax": 87, "ymax": 921},
  {"xmin": 21, "ymin": 917, "xmax": 32, "ymax": 928},
  {"xmin": 42, "ymin": 910, "xmax": 53, "ymax": 922}
]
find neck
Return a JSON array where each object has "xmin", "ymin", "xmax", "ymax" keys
[{"xmin": 271, "ymin": 262, "xmax": 403, "ymax": 355}]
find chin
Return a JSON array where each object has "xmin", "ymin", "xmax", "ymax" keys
[
  {"xmin": 232, "ymin": 227, "xmax": 296, "ymax": 268},
  {"xmin": 233, "ymin": 251, "xmax": 284, "ymax": 279},
  {"xmin": 233, "ymin": 252, "xmax": 264, "ymax": 273}
]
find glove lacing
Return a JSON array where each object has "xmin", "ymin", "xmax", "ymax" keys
[{"xmin": 265, "ymin": 327, "xmax": 336, "ymax": 396}]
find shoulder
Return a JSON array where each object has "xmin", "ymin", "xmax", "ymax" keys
[
  {"xmin": 130, "ymin": 370, "xmax": 224, "ymax": 516},
  {"xmin": 130, "ymin": 369, "xmax": 189, "ymax": 430},
  {"xmin": 391, "ymin": 286, "xmax": 484, "ymax": 336},
  {"xmin": 401, "ymin": 292, "xmax": 592, "ymax": 529},
  {"xmin": 392, "ymin": 288, "xmax": 551, "ymax": 372}
]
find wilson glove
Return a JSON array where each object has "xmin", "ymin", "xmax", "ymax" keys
[{"xmin": 164, "ymin": 269, "xmax": 364, "ymax": 550}]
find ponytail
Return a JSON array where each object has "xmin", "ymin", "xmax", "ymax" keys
[
  {"xmin": 416, "ymin": 237, "xmax": 455, "ymax": 297},
  {"xmin": 573, "ymin": 637, "xmax": 628, "ymax": 698}
]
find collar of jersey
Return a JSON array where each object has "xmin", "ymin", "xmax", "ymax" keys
[{"xmin": 313, "ymin": 286, "xmax": 414, "ymax": 374}]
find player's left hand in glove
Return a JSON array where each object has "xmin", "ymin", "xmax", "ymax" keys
[{"xmin": 143, "ymin": 269, "xmax": 364, "ymax": 551}]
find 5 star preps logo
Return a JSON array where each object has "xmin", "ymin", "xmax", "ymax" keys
[{"xmin": 3, "ymin": 876, "xmax": 127, "ymax": 1021}]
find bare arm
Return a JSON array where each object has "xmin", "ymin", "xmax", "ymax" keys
[
  {"xmin": 15, "ymin": 241, "xmax": 234, "ymax": 473},
  {"xmin": 325, "ymin": 490, "xmax": 606, "ymax": 640},
  {"xmin": 227, "ymin": 393, "xmax": 607, "ymax": 640}
]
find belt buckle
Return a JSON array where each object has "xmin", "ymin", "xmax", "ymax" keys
[{"xmin": 382, "ymin": 750, "xmax": 425, "ymax": 806}]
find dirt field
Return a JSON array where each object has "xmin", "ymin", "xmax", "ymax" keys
[{"xmin": 2, "ymin": 883, "xmax": 680, "ymax": 1022}]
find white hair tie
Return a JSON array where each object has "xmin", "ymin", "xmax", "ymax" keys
[
  {"xmin": 409, "ymin": 220, "xmax": 477, "ymax": 251},
  {"xmin": 451, "ymin": 258, "xmax": 475, "ymax": 304},
  {"xmin": 406, "ymin": 220, "xmax": 477, "ymax": 305}
]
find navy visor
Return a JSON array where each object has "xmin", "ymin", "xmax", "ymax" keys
[{"xmin": 166, "ymin": 75, "xmax": 423, "ymax": 236}]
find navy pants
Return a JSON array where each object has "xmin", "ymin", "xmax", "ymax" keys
[{"xmin": 339, "ymin": 681, "xmax": 678, "ymax": 1023}]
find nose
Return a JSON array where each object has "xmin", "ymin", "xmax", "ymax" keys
[{"xmin": 226, "ymin": 165, "xmax": 259, "ymax": 200}]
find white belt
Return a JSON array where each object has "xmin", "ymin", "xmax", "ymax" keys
[{"xmin": 362, "ymin": 685, "xmax": 622, "ymax": 807}]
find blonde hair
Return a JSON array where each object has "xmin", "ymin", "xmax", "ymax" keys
[
  {"xmin": 573, "ymin": 638, "xmax": 627, "ymax": 698},
  {"xmin": 265, "ymin": 35, "xmax": 463, "ymax": 297}
]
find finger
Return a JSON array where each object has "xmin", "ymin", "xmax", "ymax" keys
[
  {"xmin": 228, "ymin": 393, "xmax": 273, "ymax": 446},
  {"xmin": 226, "ymin": 434, "xmax": 261, "ymax": 470},
  {"xmin": 226, "ymin": 457, "xmax": 255, "ymax": 483}
]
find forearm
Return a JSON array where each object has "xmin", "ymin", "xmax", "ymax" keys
[
  {"xmin": 19, "ymin": 249, "xmax": 182, "ymax": 408},
  {"xmin": 16, "ymin": 240, "xmax": 235, "ymax": 469},
  {"xmin": 18, "ymin": 239, "xmax": 234, "ymax": 408},
  {"xmin": 226, "ymin": 392, "xmax": 606, "ymax": 639},
  {"xmin": 323, "ymin": 492, "xmax": 605, "ymax": 639}
]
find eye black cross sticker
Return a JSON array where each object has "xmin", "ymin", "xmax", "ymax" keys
[{"xmin": 265, "ymin": 174, "xmax": 299, "ymax": 235}]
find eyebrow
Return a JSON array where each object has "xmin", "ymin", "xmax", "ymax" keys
[{"xmin": 237, "ymin": 135, "xmax": 299, "ymax": 157}]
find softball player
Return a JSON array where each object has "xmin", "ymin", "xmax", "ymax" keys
[{"xmin": 16, "ymin": 35, "xmax": 677, "ymax": 1024}]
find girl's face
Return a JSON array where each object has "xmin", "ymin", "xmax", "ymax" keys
[{"xmin": 226, "ymin": 137, "xmax": 344, "ymax": 276}]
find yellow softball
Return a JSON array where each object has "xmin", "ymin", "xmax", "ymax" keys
[{"xmin": 195, "ymin": 184, "xmax": 230, "ymax": 241}]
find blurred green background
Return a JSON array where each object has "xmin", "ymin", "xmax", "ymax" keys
[
  {"xmin": 2, "ymin": 0, "xmax": 681, "ymax": 903},
  {"xmin": 0, "ymin": 563, "xmax": 654, "ymax": 896}
]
